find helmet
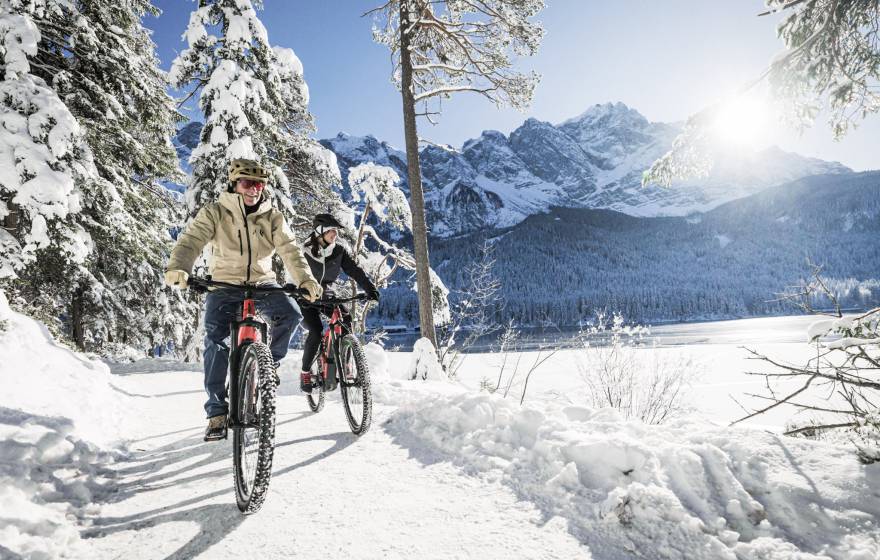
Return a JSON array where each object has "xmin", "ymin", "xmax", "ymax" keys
[
  {"xmin": 312, "ymin": 213, "xmax": 344, "ymax": 230},
  {"xmin": 228, "ymin": 158, "xmax": 270, "ymax": 185}
]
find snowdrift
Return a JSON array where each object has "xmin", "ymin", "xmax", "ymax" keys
[
  {"xmin": 385, "ymin": 385, "xmax": 880, "ymax": 559},
  {"xmin": 0, "ymin": 291, "xmax": 127, "ymax": 558}
]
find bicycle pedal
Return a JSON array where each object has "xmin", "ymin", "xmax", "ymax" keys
[{"xmin": 203, "ymin": 430, "xmax": 228, "ymax": 442}]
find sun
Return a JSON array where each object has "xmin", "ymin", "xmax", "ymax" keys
[{"xmin": 713, "ymin": 94, "xmax": 768, "ymax": 146}]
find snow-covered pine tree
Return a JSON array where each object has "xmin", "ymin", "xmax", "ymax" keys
[
  {"xmin": 0, "ymin": 1, "xmax": 97, "ymax": 336},
  {"xmin": 55, "ymin": 0, "xmax": 199, "ymax": 354},
  {"xmin": 170, "ymin": 0, "xmax": 338, "ymax": 229},
  {"xmin": 346, "ymin": 162, "xmax": 415, "ymax": 332},
  {"xmin": 370, "ymin": 0, "xmax": 545, "ymax": 348}
]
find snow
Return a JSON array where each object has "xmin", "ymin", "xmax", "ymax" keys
[
  {"xmin": 273, "ymin": 45, "xmax": 303, "ymax": 77},
  {"xmin": 0, "ymin": 291, "xmax": 126, "ymax": 558},
  {"xmin": 387, "ymin": 388, "xmax": 880, "ymax": 559},
  {"xmin": 4, "ymin": 308, "xmax": 879, "ymax": 559},
  {"xmin": 0, "ymin": 291, "xmax": 127, "ymax": 446},
  {"xmin": 0, "ymin": 60, "xmax": 96, "ymax": 277},
  {"xmin": 715, "ymin": 233, "xmax": 732, "ymax": 248},
  {"xmin": 348, "ymin": 162, "xmax": 411, "ymax": 231},
  {"xmin": 405, "ymin": 337, "xmax": 446, "ymax": 381},
  {"xmin": 0, "ymin": 13, "xmax": 39, "ymax": 75}
]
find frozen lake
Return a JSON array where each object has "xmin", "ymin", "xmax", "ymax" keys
[
  {"xmin": 386, "ymin": 313, "xmax": 842, "ymax": 431},
  {"xmin": 648, "ymin": 314, "xmax": 820, "ymax": 346},
  {"xmin": 380, "ymin": 313, "xmax": 824, "ymax": 351}
]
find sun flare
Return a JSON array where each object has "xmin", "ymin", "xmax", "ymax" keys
[{"xmin": 713, "ymin": 94, "xmax": 768, "ymax": 146}]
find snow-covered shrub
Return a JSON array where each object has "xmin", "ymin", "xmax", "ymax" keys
[
  {"xmin": 576, "ymin": 312, "xmax": 699, "ymax": 425},
  {"xmin": 406, "ymin": 337, "xmax": 446, "ymax": 381}
]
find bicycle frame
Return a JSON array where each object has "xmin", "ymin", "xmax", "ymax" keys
[
  {"xmin": 318, "ymin": 306, "xmax": 346, "ymax": 387},
  {"xmin": 300, "ymin": 294, "xmax": 364, "ymax": 390},
  {"xmin": 228, "ymin": 290, "xmax": 269, "ymax": 428}
]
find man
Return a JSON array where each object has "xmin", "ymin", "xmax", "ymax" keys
[
  {"xmin": 165, "ymin": 159, "xmax": 322, "ymax": 441},
  {"xmin": 299, "ymin": 213, "xmax": 380, "ymax": 392}
]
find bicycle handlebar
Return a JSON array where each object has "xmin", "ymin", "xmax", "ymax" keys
[
  {"xmin": 187, "ymin": 276, "xmax": 309, "ymax": 297},
  {"xmin": 296, "ymin": 293, "xmax": 369, "ymax": 307}
]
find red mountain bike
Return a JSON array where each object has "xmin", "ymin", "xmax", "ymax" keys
[
  {"xmin": 188, "ymin": 276, "xmax": 305, "ymax": 514},
  {"xmin": 299, "ymin": 294, "xmax": 373, "ymax": 435}
]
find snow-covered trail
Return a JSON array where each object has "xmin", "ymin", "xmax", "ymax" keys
[{"xmin": 83, "ymin": 365, "xmax": 591, "ymax": 559}]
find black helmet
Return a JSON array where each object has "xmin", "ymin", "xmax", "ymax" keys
[{"xmin": 312, "ymin": 213, "xmax": 343, "ymax": 230}]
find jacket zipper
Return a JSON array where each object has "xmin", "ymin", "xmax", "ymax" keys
[
  {"xmin": 238, "ymin": 199, "xmax": 252, "ymax": 283},
  {"xmin": 237, "ymin": 230, "xmax": 243, "ymax": 256}
]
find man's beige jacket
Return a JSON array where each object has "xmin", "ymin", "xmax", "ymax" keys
[{"xmin": 167, "ymin": 190, "xmax": 316, "ymax": 286}]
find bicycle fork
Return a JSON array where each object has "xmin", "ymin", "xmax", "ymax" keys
[{"xmin": 228, "ymin": 298, "xmax": 268, "ymax": 428}]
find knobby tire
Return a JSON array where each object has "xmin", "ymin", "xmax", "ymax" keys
[
  {"xmin": 232, "ymin": 341, "xmax": 277, "ymax": 514},
  {"xmin": 339, "ymin": 334, "xmax": 372, "ymax": 435}
]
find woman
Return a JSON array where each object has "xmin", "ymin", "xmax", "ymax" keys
[{"xmin": 299, "ymin": 213, "xmax": 380, "ymax": 391}]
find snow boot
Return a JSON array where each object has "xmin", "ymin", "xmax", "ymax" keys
[
  {"xmin": 300, "ymin": 371, "xmax": 313, "ymax": 392},
  {"xmin": 204, "ymin": 414, "xmax": 227, "ymax": 441}
]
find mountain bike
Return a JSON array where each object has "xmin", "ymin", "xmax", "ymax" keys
[
  {"xmin": 188, "ymin": 276, "xmax": 305, "ymax": 514},
  {"xmin": 300, "ymin": 294, "xmax": 373, "ymax": 435}
]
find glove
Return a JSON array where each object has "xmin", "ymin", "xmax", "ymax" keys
[
  {"xmin": 164, "ymin": 270, "xmax": 189, "ymax": 289},
  {"xmin": 366, "ymin": 288, "xmax": 380, "ymax": 303},
  {"xmin": 299, "ymin": 279, "xmax": 323, "ymax": 302}
]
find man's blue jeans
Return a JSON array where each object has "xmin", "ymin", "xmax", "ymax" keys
[{"xmin": 202, "ymin": 286, "xmax": 301, "ymax": 418}]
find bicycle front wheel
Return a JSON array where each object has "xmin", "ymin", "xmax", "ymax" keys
[
  {"xmin": 339, "ymin": 335, "xmax": 372, "ymax": 435},
  {"xmin": 232, "ymin": 341, "xmax": 277, "ymax": 514}
]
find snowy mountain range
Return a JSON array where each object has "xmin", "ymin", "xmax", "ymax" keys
[
  {"xmin": 171, "ymin": 102, "xmax": 851, "ymax": 237},
  {"xmin": 375, "ymin": 171, "xmax": 880, "ymax": 326},
  {"xmin": 319, "ymin": 102, "xmax": 850, "ymax": 236}
]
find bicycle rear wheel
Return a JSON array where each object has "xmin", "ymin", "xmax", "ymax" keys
[
  {"xmin": 339, "ymin": 335, "xmax": 372, "ymax": 435},
  {"xmin": 306, "ymin": 359, "xmax": 325, "ymax": 413},
  {"xmin": 232, "ymin": 341, "xmax": 277, "ymax": 514}
]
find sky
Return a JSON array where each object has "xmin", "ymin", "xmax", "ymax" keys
[{"xmin": 147, "ymin": 0, "xmax": 878, "ymax": 171}]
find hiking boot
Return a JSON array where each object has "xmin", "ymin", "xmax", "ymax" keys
[
  {"xmin": 300, "ymin": 371, "xmax": 313, "ymax": 392},
  {"xmin": 204, "ymin": 414, "xmax": 227, "ymax": 442}
]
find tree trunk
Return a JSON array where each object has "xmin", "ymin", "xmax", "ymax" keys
[
  {"xmin": 70, "ymin": 286, "xmax": 86, "ymax": 351},
  {"xmin": 399, "ymin": 0, "xmax": 438, "ymax": 348},
  {"xmin": 1, "ymin": 198, "xmax": 19, "ymax": 234}
]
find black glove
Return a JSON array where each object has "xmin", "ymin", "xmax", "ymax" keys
[{"xmin": 366, "ymin": 288, "xmax": 380, "ymax": 302}]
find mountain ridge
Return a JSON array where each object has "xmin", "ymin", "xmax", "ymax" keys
[
  {"xmin": 170, "ymin": 102, "xmax": 851, "ymax": 237},
  {"xmin": 319, "ymin": 101, "xmax": 850, "ymax": 236}
]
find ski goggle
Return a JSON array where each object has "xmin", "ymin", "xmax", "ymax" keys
[{"xmin": 237, "ymin": 179, "xmax": 266, "ymax": 189}]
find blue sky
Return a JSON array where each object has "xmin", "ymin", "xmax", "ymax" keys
[{"xmin": 147, "ymin": 0, "xmax": 878, "ymax": 171}]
